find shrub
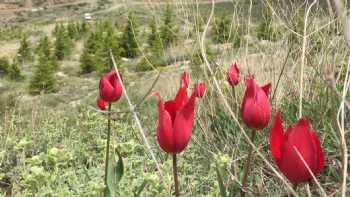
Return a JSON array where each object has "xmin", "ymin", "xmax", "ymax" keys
[
  {"xmin": 8, "ymin": 58, "xmax": 22, "ymax": 80},
  {"xmin": 18, "ymin": 34, "xmax": 32, "ymax": 62},
  {"xmin": 0, "ymin": 56, "xmax": 10, "ymax": 74}
]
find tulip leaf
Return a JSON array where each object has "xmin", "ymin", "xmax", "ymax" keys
[
  {"xmin": 215, "ymin": 162, "xmax": 227, "ymax": 197},
  {"xmin": 133, "ymin": 180, "xmax": 148, "ymax": 197},
  {"xmin": 105, "ymin": 150, "xmax": 124, "ymax": 197}
]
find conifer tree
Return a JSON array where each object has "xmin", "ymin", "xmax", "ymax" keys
[
  {"xmin": 80, "ymin": 33, "xmax": 99, "ymax": 73},
  {"xmin": 18, "ymin": 34, "xmax": 31, "ymax": 62},
  {"xmin": 120, "ymin": 11, "xmax": 138, "ymax": 58},
  {"xmin": 0, "ymin": 57, "xmax": 10, "ymax": 74},
  {"xmin": 54, "ymin": 25, "xmax": 73, "ymax": 60},
  {"xmin": 81, "ymin": 20, "xmax": 88, "ymax": 34},
  {"xmin": 8, "ymin": 58, "xmax": 22, "ymax": 80},
  {"xmin": 67, "ymin": 22, "xmax": 78, "ymax": 40},
  {"xmin": 30, "ymin": 36, "xmax": 56, "ymax": 93},
  {"xmin": 148, "ymin": 16, "xmax": 162, "ymax": 55},
  {"xmin": 256, "ymin": 7, "xmax": 275, "ymax": 41},
  {"xmin": 213, "ymin": 15, "xmax": 231, "ymax": 43},
  {"xmin": 160, "ymin": 4, "xmax": 177, "ymax": 46}
]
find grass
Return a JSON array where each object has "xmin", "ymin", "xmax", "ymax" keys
[{"xmin": 1, "ymin": 0, "xmax": 350, "ymax": 196}]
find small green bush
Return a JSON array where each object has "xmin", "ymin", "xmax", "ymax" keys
[{"xmin": 0, "ymin": 56, "xmax": 10, "ymax": 74}]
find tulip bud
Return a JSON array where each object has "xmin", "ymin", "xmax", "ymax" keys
[
  {"xmin": 194, "ymin": 83, "xmax": 206, "ymax": 98},
  {"xmin": 227, "ymin": 63, "xmax": 240, "ymax": 86},
  {"xmin": 240, "ymin": 76, "xmax": 271, "ymax": 129},
  {"xmin": 269, "ymin": 111, "xmax": 325, "ymax": 183},
  {"xmin": 96, "ymin": 97, "xmax": 107, "ymax": 110},
  {"xmin": 99, "ymin": 69, "xmax": 123, "ymax": 102}
]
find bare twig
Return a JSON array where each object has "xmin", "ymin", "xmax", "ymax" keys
[
  {"xmin": 272, "ymin": 45, "xmax": 292, "ymax": 101},
  {"xmin": 336, "ymin": 57, "xmax": 350, "ymax": 197},
  {"xmin": 109, "ymin": 51, "xmax": 164, "ymax": 181},
  {"xmin": 299, "ymin": 0, "xmax": 317, "ymax": 118}
]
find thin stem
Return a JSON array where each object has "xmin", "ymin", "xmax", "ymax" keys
[
  {"xmin": 232, "ymin": 86, "xmax": 238, "ymax": 116},
  {"xmin": 173, "ymin": 154, "xmax": 180, "ymax": 197},
  {"xmin": 241, "ymin": 129, "xmax": 257, "ymax": 197},
  {"xmin": 104, "ymin": 103, "xmax": 112, "ymax": 191},
  {"xmin": 289, "ymin": 184, "xmax": 298, "ymax": 197}
]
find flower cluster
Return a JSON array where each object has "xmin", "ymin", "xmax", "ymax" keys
[{"xmin": 96, "ymin": 63, "xmax": 325, "ymax": 190}]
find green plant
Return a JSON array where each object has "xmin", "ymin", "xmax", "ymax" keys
[
  {"xmin": 8, "ymin": 58, "xmax": 22, "ymax": 80},
  {"xmin": 29, "ymin": 36, "xmax": 57, "ymax": 94},
  {"xmin": 54, "ymin": 25, "xmax": 73, "ymax": 60},
  {"xmin": 256, "ymin": 7, "xmax": 277, "ymax": 41},
  {"xmin": 160, "ymin": 4, "xmax": 178, "ymax": 46},
  {"xmin": 120, "ymin": 11, "xmax": 139, "ymax": 58},
  {"xmin": 213, "ymin": 15, "xmax": 231, "ymax": 44},
  {"xmin": 17, "ymin": 34, "xmax": 32, "ymax": 62},
  {"xmin": 0, "ymin": 56, "xmax": 10, "ymax": 74}
]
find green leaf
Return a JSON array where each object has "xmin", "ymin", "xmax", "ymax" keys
[
  {"xmin": 215, "ymin": 162, "xmax": 227, "ymax": 197},
  {"xmin": 133, "ymin": 180, "xmax": 148, "ymax": 197},
  {"xmin": 105, "ymin": 150, "xmax": 124, "ymax": 197}
]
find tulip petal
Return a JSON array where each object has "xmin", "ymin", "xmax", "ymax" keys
[
  {"xmin": 279, "ymin": 142, "xmax": 312, "ymax": 182},
  {"xmin": 286, "ymin": 118, "xmax": 318, "ymax": 175},
  {"xmin": 180, "ymin": 71, "xmax": 189, "ymax": 89},
  {"xmin": 261, "ymin": 83, "xmax": 271, "ymax": 96},
  {"xmin": 310, "ymin": 131, "xmax": 325, "ymax": 173},
  {"xmin": 227, "ymin": 63, "xmax": 240, "ymax": 86},
  {"xmin": 156, "ymin": 95, "xmax": 176, "ymax": 153},
  {"xmin": 96, "ymin": 97, "xmax": 108, "ymax": 110},
  {"xmin": 164, "ymin": 75, "xmax": 190, "ymax": 122},
  {"xmin": 172, "ymin": 93, "xmax": 196, "ymax": 153},
  {"xmin": 99, "ymin": 70, "xmax": 123, "ymax": 102},
  {"xmin": 270, "ymin": 111, "xmax": 284, "ymax": 162},
  {"xmin": 193, "ymin": 83, "xmax": 206, "ymax": 98}
]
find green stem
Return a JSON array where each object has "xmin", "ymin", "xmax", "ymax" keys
[
  {"xmin": 104, "ymin": 103, "xmax": 112, "ymax": 193},
  {"xmin": 241, "ymin": 129, "xmax": 257, "ymax": 197},
  {"xmin": 173, "ymin": 154, "xmax": 180, "ymax": 197}
]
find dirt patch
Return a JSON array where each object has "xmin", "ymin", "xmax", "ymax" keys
[{"xmin": 0, "ymin": 41, "xmax": 19, "ymax": 58}]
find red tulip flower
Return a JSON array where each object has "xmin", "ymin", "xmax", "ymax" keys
[
  {"xmin": 227, "ymin": 63, "xmax": 240, "ymax": 86},
  {"xmin": 194, "ymin": 82, "xmax": 206, "ymax": 98},
  {"xmin": 269, "ymin": 111, "xmax": 325, "ymax": 183},
  {"xmin": 240, "ymin": 76, "xmax": 271, "ymax": 129},
  {"xmin": 99, "ymin": 69, "xmax": 123, "ymax": 103},
  {"xmin": 97, "ymin": 97, "xmax": 107, "ymax": 110},
  {"xmin": 155, "ymin": 72, "xmax": 205, "ymax": 154}
]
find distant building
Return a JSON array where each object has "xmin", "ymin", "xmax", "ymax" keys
[{"xmin": 84, "ymin": 13, "xmax": 92, "ymax": 21}]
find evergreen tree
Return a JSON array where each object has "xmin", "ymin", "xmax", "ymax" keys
[
  {"xmin": 148, "ymin": 16, "xmax": 162, "ymax": 55},
  {"xmin": 54, "ymin": 25, "xmax": 73, "ymax": 60},
  {"xmin": 256, "ymin": 7, "xmax": 276, "ymax": 41},
  {"xmin": 0, "ymin": 56, "xmax": 10, "ymax": 74},
  {"xmin": 160, "ymin": 4, "xmax": 177, "ymax": 46},
  {"xmin": 213, "ymin": 15, "xmax": 231, "ymax": 43},
  {"xmin": 120, "ymin": 11, "xmax": 138, "ymax": 58},
  {"xmin": 18, "ymin": 34, "xmax": 31, "ymax": 62},
  {"xmin": 8, "ymin": 58, "xmax": 22, "ymax": 80},
  {"xmin": 67, "ymin": 22, "xmax": 78, "ymax": 40},
  {"xmin": 80, "ymin": 33, "xmax": 99, "ymax": 73},
  {"xmin": 30, "ymin": 36, "xmax": 57, "ymax": 93}
]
